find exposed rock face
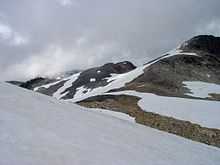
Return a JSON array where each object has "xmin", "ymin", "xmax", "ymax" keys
[
  {"xmin": 20, "ymin": 77, "xmax": 55, "ymax": 90},
  {"xmin": 180, "ymin": 35, "xmax": 220, "ymax": 56}
]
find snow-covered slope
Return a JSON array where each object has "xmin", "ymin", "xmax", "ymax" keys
[
  {"xmin": 108, "ymin": 90, "xmax": 220, "ymax": 129},
  {"xmin": 1, "ymin": 82, "xmax": 220, "ymax": 165}
]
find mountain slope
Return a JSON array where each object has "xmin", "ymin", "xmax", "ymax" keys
[
  {"xmin": 1, "ymin": 82, "xmax": 220, "ymax": 165},
  {"xmin": 18, "ymin": 35, "xmax": 220, "ymax": 102},
  {"xmin": 119, "ymin": 35, "xmax": 220, "ymax": 100}
]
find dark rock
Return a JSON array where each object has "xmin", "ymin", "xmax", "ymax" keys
[
  {"xmin": 20, "ymin": 77, "xmax": 55, "ymax": 90},
  {"xmin": 180, "ymin": 35, "xmax": 220, "ymax": 56},
  {"xmin": 7, "ymin": 81, "xmax": 24, "ymax": 86}
]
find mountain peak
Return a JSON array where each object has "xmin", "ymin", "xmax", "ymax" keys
[
  {"xmin": 101, "ymin": 61, "xmax": 136, "ymax": 74},
  {"xmin": 180, "ymin": 35, "xmax": 220, "ymax": 55}
]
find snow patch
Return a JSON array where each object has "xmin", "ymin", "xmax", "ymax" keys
[
  {"xmin": 161, "ymin": 49, "xmax": 199, "ymax": 60},
  {"xmin": 184, "ymin": 81, "xmax": 220, "ymax": 98},
  {"xmin": 56, "ymin": 76, "xmax": 61, "ymax": 80},
  {"xmin": 90, "ymin": 78, "xmax": 96, "ymax": 82},
  {"xmin": 34, "ymin": 80, "xmax": 62, "ymax": 91}
]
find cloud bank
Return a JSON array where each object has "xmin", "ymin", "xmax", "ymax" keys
[{"xmin": 0, "ymin": 0, "xmax": 220, "ymax": 81}]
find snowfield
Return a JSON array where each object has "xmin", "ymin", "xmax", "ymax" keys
[
  {"xmin": 1, "ymin": 82, "xmax": 220, "ymax": 165},
  {"xmin": 109, "ymin": 91, "xmax": 220, "ymax": 129},
  {"xmin": 184, "ymin": 81, "xmax": 220, "ymax": 98}
]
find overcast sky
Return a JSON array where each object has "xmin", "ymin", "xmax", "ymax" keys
[{"xmin": 0, "ymin": 0, "xmax": 220, "ymax": 81}]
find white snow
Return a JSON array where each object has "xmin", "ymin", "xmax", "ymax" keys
[
  {"xmin": 87, "ymin": 108, "xmax": 135, "ymax": 123},
  {"xmin": 97, "ymin": 70, "xmax": 101, "ymax": 74},
  {"xmin": 56, "ymin": 76, "xmax": 61, "ymax": 80},
  {"xmin": 33, "ymin": 73, "xmax": 80, "ymax": 95},
  {"xmin": 1, "ymin": 82, "xmax": 220, "ymax": 165},
  {"xmin": 184, "ymin": 81, "xmax": 220, "ymax": 98},
  {"xmin": 160, "ymin": 49, "xmax": 199, "ymax": 60},
  {"xmin": 108, "ymin": 91, "xmax": 220, "ymax": 129},
  {"xmin": 33, "ymin": 80, "xmax": 62, "ymax": 91},
  {"xmin": 90, "ymin": 78, "xmax": 96, "ymax": 82}
]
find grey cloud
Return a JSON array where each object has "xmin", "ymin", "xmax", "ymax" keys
[
  {"xmin": 0, "ymin": 0, "xmax": 220, "ymax": 81},
  {"xmin": 0, "ymin": 21, "xmax": 29, "ymax": 46},
  {"xmin": 196, "ymin": 19, "xmax": 220, "ymax": 36}
]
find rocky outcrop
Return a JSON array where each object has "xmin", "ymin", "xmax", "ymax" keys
[
  {"xmin": 180, "ymin": 35, "xmax": 220, "ymax": 56},
  {"xmin": 20, "ymin": 77, "xmax": 55, "ymax": 90}
]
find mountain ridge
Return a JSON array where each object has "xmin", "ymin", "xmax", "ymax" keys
[{"xmin": 12, "ymin": 35, "xmax": 220, "ymax": 101}]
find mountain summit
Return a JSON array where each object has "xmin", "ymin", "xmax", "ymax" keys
[{"xmin": 180, "ymin": 35, "xmax": 220, "ymax": 56}]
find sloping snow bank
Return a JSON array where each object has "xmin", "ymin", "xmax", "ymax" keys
[
  {"xmin": 1, "ymin": 82, "xmax": 220, "ymax": 165},
  {"xmin": 109, "ymin": 91, "xmax": 220, "ymax": 129},
  {"xmin": 88, "ymin": 108, "xmax": 135, "ymax": 123},
  {"xmin": 184, "ymin": 81, "xmax": 220, "ymax": 98}
]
